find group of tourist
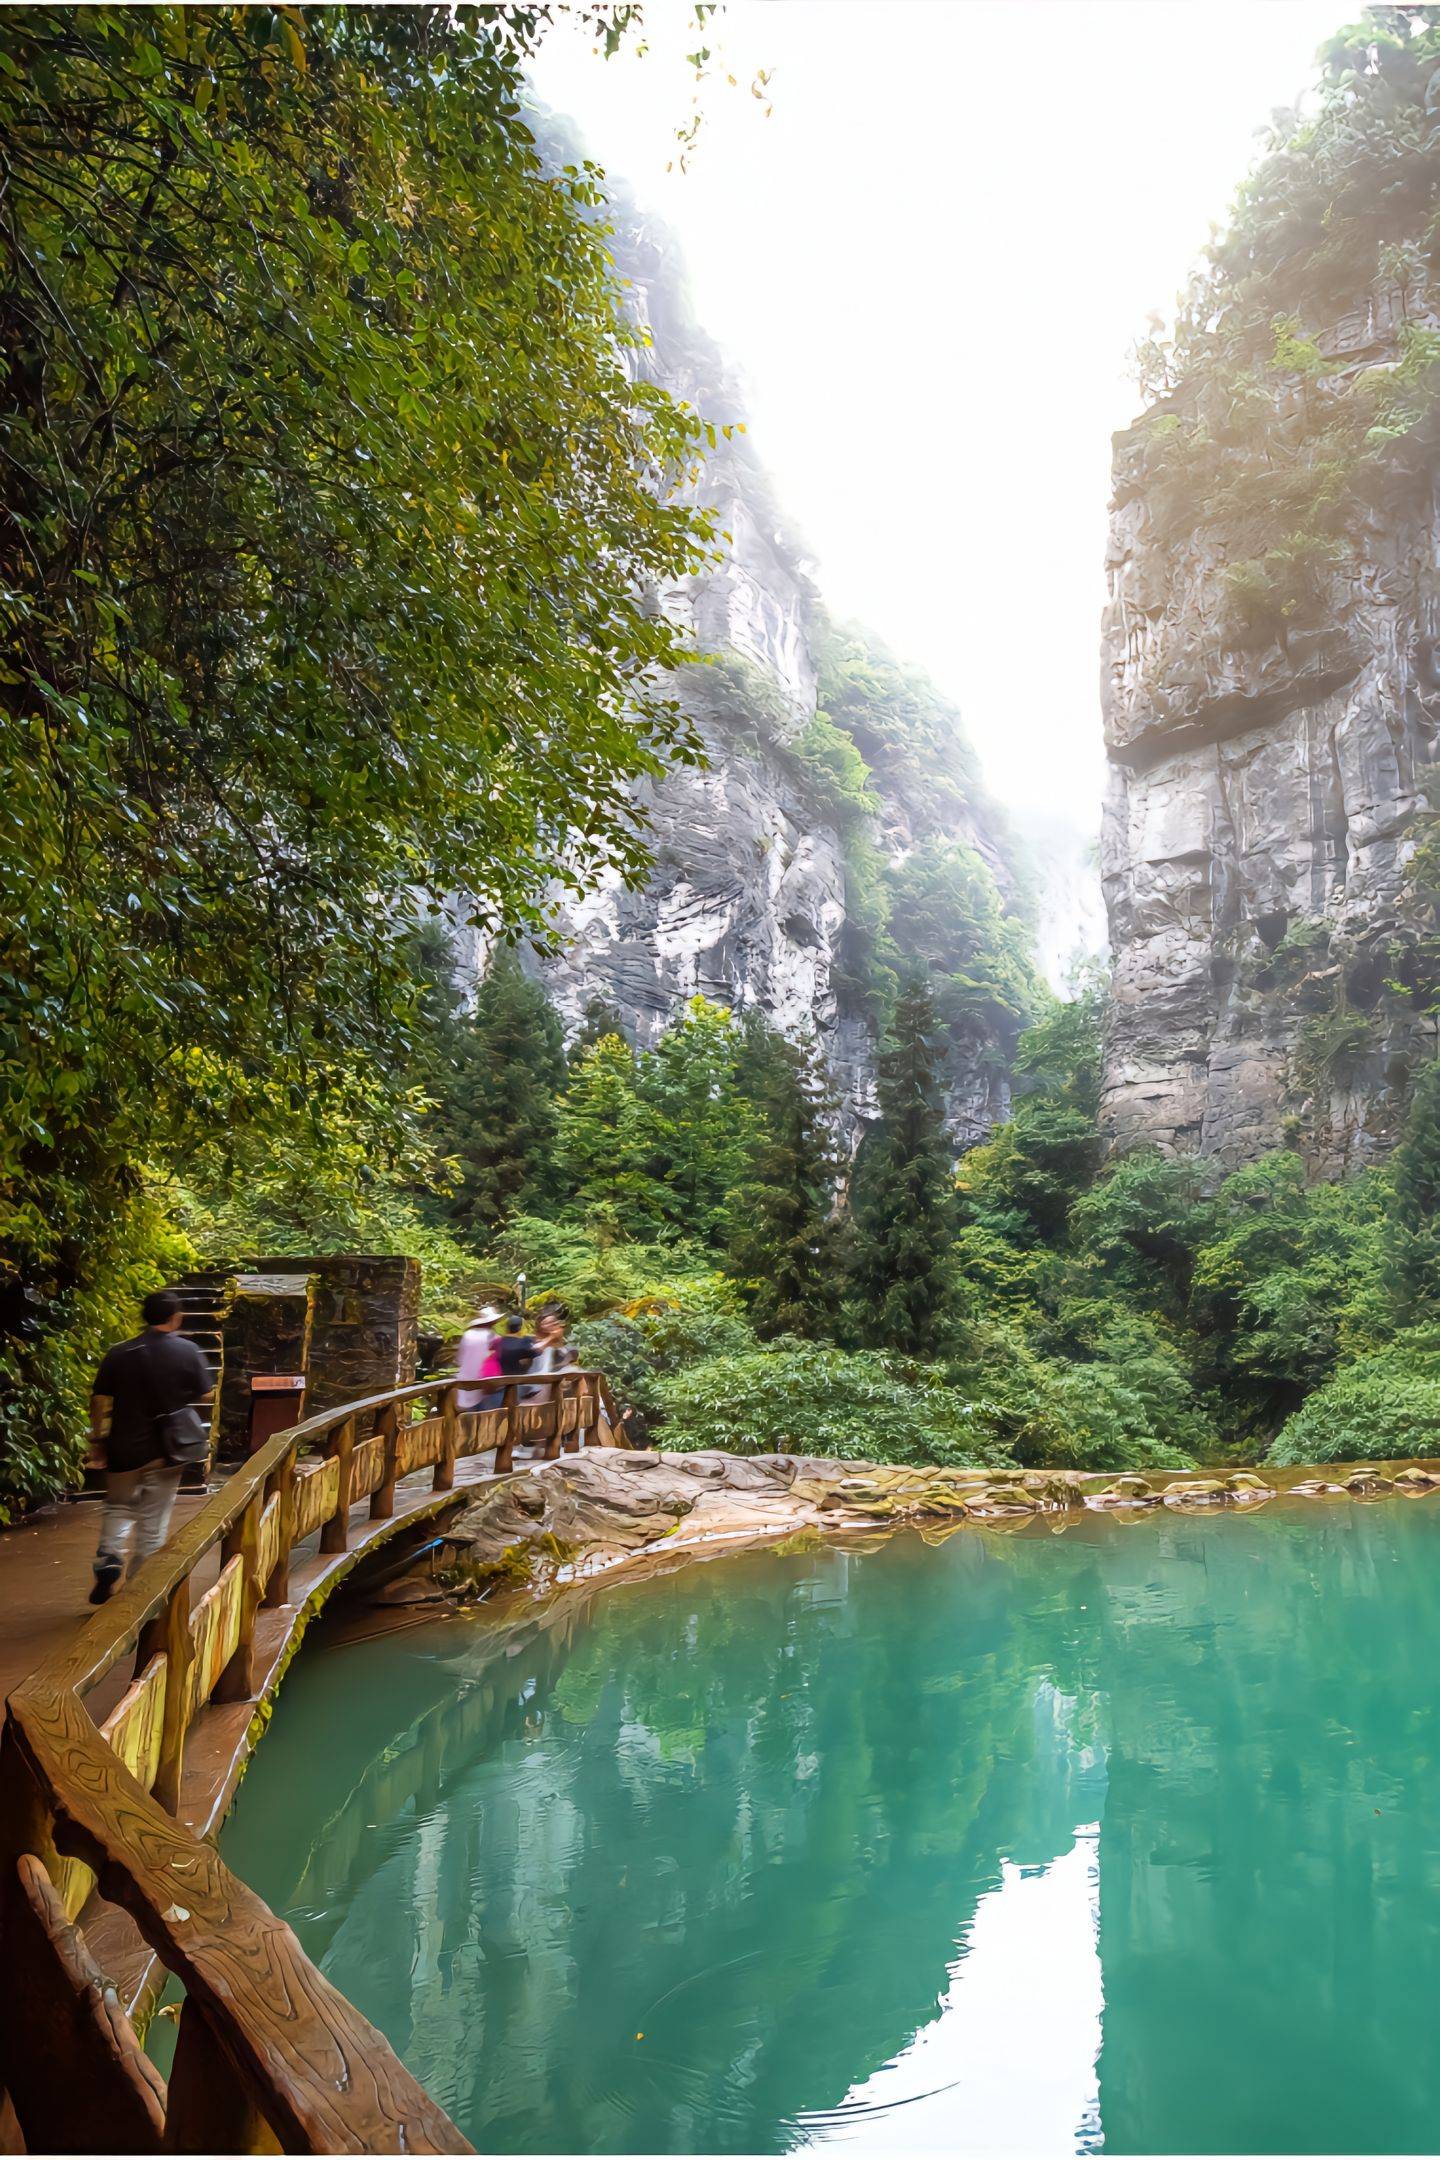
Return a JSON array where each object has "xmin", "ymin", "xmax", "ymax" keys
[
  {"xmin": 454, "ymin": 1301, "xmax": 575, "ymax": 1413},
  {"xmin": 85, "ymin": 1288, "xmax": 578, "ymax": 1606}
]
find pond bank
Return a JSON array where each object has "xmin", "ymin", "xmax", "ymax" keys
[{"xmin": 368, "ymin": 1448, "xmax": 1440, "ymax": 1614}]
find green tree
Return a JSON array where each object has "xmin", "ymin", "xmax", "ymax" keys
[
  {"xmin": 555, "ymin": 1034, "xmax": 654, "ymax": 1237},
  {"xmin": 430, "ymin": 952, "xmax": 565, "ymax": 1240},
  {"xmin": 727, "ymin": 1024, "xmax": 842, "ymax": 1338},
  {"xmin": 1190, "ymin": 1152, "xmax": 1385, "ymax": 1428},
  {"xmin": 956, "ymin": 987, "xmax": 1106, "ymax": 1273},
  {"xmin": 1387, "ymin": 1056, "xmax": 1440, "ymax": 1322},
  {"xmin": 1068, "ymin": 1151, "xmax": 1212, "ymax": 1321},
  {"xmin": 570, "ymin": 995, "xmax": 631, "ymax": 1062},
  {"xmin": 848, "ymin": 978, "xmax": 958, "ymax": 1357},
  {"xmin": 634, "ymin": 998, "xmax": 753, "ymax": 1245},
  {"xmin": 0, "ymin": 6, "xmax": 716, "ymax": 1507}
]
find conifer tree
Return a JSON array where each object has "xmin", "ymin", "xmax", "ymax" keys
[
  {"xmin": 727, "ymin": 1023, "xmax": 843, "ymax": 1338},
  {"xmin": 1388, "ymin": 1054, "xmax": 1440, "ymax": 1320},
  {"xmin": 433, "ymin": 949, "xmax": 565, "ymax": 1238},
  {"xmin": 634, "ymin": 997, "xmax": 753, "ymax": 1245},
  {"xmin": 570, "ymin": 993, "xmax": 630, "ymax": 1064},
  {"xmin": 555, "ymin": 1033, "xmax": 654, "ymax": 1237},
  {"xmin": 847, "ymin": 976, "xmax": 958, "ymax": 1356}
]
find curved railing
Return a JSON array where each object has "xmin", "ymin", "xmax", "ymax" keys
[{"xmin": 0, "ymin": 1366, "xmax": 623, "ymax": 2154}]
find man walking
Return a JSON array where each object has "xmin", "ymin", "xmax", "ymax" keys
[{"xmin": 87, "ymin": 1289, "xmax": 213, "ymax": 1605}]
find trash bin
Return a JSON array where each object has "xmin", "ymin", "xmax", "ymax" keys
[{"xmin": 247, "ymin": 1374, "xmax": 306, "ymax": 1455}]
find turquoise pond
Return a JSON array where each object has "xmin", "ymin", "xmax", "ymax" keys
[{"xmin": 221, "ymin": 1501, "xmax": 1440, "ymax": 2153}]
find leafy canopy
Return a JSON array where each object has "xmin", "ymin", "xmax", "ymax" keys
[{"xmin": 0, "ymin": 3, "xmax": 718, "ymax": 1508}]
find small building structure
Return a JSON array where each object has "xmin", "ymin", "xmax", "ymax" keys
[
  {"xmin": 166, "ymin": 1255, "xmax": 422, "ymax": 1464},
  {"xmin": 213, "ymin": 1273, "xmax": 314, "ymax": 1459}
]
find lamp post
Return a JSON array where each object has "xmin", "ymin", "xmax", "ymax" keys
[{"xmin": 515, "ymin": 1269, "xmax": 527, "ymax": 1319}]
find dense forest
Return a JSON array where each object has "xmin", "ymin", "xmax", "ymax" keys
[
  {"xmin": 272, "ymin": 928, "xmax": 1438, "ymax": 1487},
  {"xmin": 9, "ymin": 5, "xmax": 1440, "ymax": 1522}
]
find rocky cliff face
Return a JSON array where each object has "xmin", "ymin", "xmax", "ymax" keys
[
  {"xmin": 517, "ymin": 198, "xmax": 1033, "ymax": 1152},
  {"xmin": 1096, "ymin": 21, "xmax": 1440, "ymax": 1177},
  {"xmin": 1101, "ymin": 288, "xmax": 1440, "ymax": 1173}
]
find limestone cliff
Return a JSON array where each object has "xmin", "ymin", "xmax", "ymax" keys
[
  {"xmin": 1102, "ymin": 397, "xmax": 1439, "ymax": 1169},
  {"xmin": 522, "ymin": 195, "xmax": 1036, "ymax": 1152},
  {"xmin": 1100, "ymin": 26, "xmax": 1440, "ymax": 1171}
]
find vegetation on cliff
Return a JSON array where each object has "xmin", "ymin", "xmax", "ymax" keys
[
  {"xmin": 1130, "ymin": 5, "xmax": 1440, "ymax": 649},
  {"xmin": 812, "ymin": 624, "xmax": 1039, "ymax": 1048}
]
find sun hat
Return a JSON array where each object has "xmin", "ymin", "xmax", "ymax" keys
[{"xmin": 470, "ymin": 1303, "xmax": 504, "ymax": 1326}]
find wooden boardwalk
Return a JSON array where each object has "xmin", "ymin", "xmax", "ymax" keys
[
  {"xmin": 0, "ymin": 1370, "xmax": 623, "ymax": 2153},
  {"xmin": 0, "ymin": 1493, "xmax": 210, "ymax": 1713}
]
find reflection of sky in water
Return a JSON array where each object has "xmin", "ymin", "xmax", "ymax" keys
[
  {"xmin": 799, "ymin": 1828, "xmax": 1103, "ymax": 2152},
  {"xmin": 224, "ymin": 1504, "xmax": 1440, "ymax": 2156}
]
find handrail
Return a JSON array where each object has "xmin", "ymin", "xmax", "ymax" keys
[{"xmin": 0, "ymin": 1361, "xmax": 623, "ymax": 2153}]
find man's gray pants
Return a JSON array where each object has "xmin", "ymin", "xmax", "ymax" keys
[{"xmin": 95, "ymin": 1459, "xmax": 183, "ymax": 1580}]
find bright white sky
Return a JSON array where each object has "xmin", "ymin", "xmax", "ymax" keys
[{"xmin": 532, "ymin": 0, "xmax": 1344, "ymax": 827}]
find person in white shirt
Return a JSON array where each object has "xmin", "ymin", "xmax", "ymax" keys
[
  {"xmin": 455, "ymin": 1304, "xmax": 504, "ymax": 1412},
  {"xmin": 527, "ymin": 1308, "xmax": 574, "ymax": 1382}
]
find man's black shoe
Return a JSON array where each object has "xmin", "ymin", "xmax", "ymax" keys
[{"xmin": 88, "ymin": 1570, "xmax": 118, "ymax": 1606}]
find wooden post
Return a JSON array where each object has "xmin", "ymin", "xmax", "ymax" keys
[
  {"xmin": 495, "ymin": 1382, "xmax": 518, "ymax": 1475},
  {"xmin": 434, "ymin": 1384, "xmax": 458, "ymax": 1494},
  {"xmin": 261, "ymin": 1448, "xmax": 296, "ymax": 1610},
  {"xmin": 370, "ymin": 1401, "xmax": 399, "ymax": 1521},
  {"xmin": 0, "ymin": 1729, "xmax": 63, "ymax": 1945},
  {"xmin": 214, "ymin": 1492, "xmax": 262, "ymax": 1704},
  {"xmin": 140, "ymin": 1580, "xmax": 195, "ymax": 1817},
  {"xmin": 3, "ymin": 1852, "xmax": 168, "ymax": 2153},
  {"xmin": 543, "ymin": 1376, "xmax": 562, "ymax": 1461},
  {"xmin": 163, "ymin": 2000, "xmax": 275, "ymax": 2154},
  {"xmin": 319, "ymin": 1417, "xmax": 355, "ymax": 1555},
  {"xmin": 561, "ymin": 1373, "xmax": 581, "ymax": 1454}
]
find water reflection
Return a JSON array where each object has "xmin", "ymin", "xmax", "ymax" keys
[
  {"xmin": 224, "ymin": 1502, "xmax": 1440, "ymax": 2154},
  {"xmin": 801, "ymin": 1825, "xmax": 1103, "ymax": 2152}
]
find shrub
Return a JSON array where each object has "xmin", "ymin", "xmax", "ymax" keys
[
  {"xmin": 652, "ymin": 1343, "xmax": 1013, "ymax": 1469},
  {"xmin": 567, "ymin": 1314, "xmax": 659, "ymax": 1413},
  {"xmin": 1008, "ymin": 1365, "xmax": 1199, "ymax": 1475},
  {"xmin": 1268, "ymin": 1334, "xmax": 1440, "ymax": 1465},
  {"xmin": 572, "ymin": 1301, "xmax": 759, "ymax": 1419},
  {"xmin": 948, "ymin": 1315, "xmax": 1203, "ymax": 1475},
  {"xmin": 481, "ymin": 1217, "xmax": 731, "ymax": 1320}
]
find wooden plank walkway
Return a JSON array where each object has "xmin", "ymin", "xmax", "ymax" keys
[
  {"xmin": 1, "ymin": 1367, "xmax": 623, "ymax": 2151},
  {"xmin": 0, "ymin": 1493, "xmax": 212, "ymax": 1714},
  {"xmin": 0, "ymin": 1447, "xmax": 512, "ymax": 2020}
]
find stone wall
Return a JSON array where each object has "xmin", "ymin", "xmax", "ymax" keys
[{"xmin": 240, "ymin": 1255, "xmax": 420, "ymax": 1416}]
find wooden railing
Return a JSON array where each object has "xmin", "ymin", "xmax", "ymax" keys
[{"xmin": 0, "ymin": 1365, "xmax": 624, "ymax": 2154}]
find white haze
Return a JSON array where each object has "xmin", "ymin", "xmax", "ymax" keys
[{"xmin": 532, "ymin": 0, "xmax": 1345, "ymax": 834}]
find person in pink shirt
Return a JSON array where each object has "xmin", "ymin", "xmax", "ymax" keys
[{"xmin": 455, "ymin": 1304, "xmax": 503, "ymax": 1412}]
